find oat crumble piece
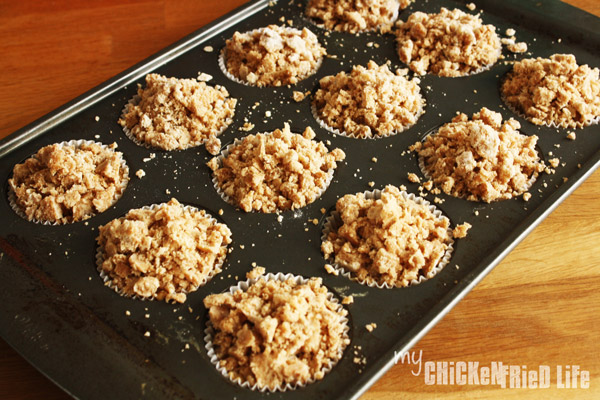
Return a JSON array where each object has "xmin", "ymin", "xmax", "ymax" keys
[
  {"xmin": 324, "ymin": 263, "xmax": 339, "ymax": 275},
  {"xmin": 240, "ymin": 122, "xmax": 255, "ymax": 132},
  {"xmin": 246, "ymin": 266, "xmax": 266, "ymax": 280},
  {"xmin": 501, "ymin": 54, "xmax": 600, "ymax": 128},
  {"xmin": 321, "ymin": 185, "xmax": 458, "ymax": 287},
  {"xmin": 204, "ymin": 276, "xmax": 349, "ymax": 389},
  {"xmin": 407, "ymin": 173, "xmax": 420, "ymax": 183},
  {"xmin": 135, "ymin": 169, "xmax": 146, "ymax": 179},
  {"xmin": 97, "ymin": 199, "xmax": 232, "ymax": 303},
  {"xmin": 342, "ymin": 295, "xmax": 354, "ymax": 305},
  {"xmin": 209, "ymin": 124, "xmax": 345, "ymax": 213},
  {"xmin": 396, "ymin": 8, "xmax": 501, "ymax": 77},
  {"xmin": 522, "ymin": 192, "xmax": 532, "ymax": 202},
  {"xmin": 9, "ymin": 142, "xmax": 128, "ymax": 224},
  {"xmin": 313, "ymin": 61, "xmax": 423, "ymax": 138},
  {"xmin": 306, "ymin": 0, "xmax": 413, "ymax": 34},
  {"xmin": 365, "ymin": 323, "xmax": 377, "ymax": 332},
  {"xmin": 292, "ymin": 90, "xmax": 307, "ymax": 102},
  {"xmin": 119, "ymin": 74, "xmax": 236, "ymax": 150},
  {"xmin": 225, "ymin": 25, "xmax": 325, "ymax": 87},
  {"xmin": 411, "ymin": 108, "xmax": 544, "ymax": 202},
  {"xmin": 205, "ymin": 136, "xmax": 222, "ymax": 156},
  {"xmin": 452, "ymin": 222, "xmax": 471, "ymax": 239},
  {"xmin": 566, "ymin": 132, "xmax": 576, "ymax": 140},
  {"xmin": 505, "ymin": 28, "xmax": 516, "ymax": 37},
  {"xmin": 507, "ymin": 42, "xmax": 528, "ymax": 54}
]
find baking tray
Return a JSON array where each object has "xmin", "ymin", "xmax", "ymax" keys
[{"xmin": 1, "ymin": 0, "xmax": 599, "ymax": 399}]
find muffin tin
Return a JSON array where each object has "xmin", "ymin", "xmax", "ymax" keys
[{"xmin": 1, "ymin": 0, "xmax": 599, "ymax": 399}]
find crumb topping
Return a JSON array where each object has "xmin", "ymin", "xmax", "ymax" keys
[
  {"xmin": 396, "ymin": 8, "xmax": 501, "ymax": 76},
  {"xmin": 97, "ymin": 199, "xmax": 231, "ymax": 303},
  {"xmin": 411, "ymin": 108, "xmax": 544, "ymax": 202},
  {"xmin": 313, "ymin": 61, "xmax": 423, "ymax": 138},
  {"xmin": 208, "ymin": 124, "xmax": 345, "ymax": 213},
  {"xmin": 501, "ymin": 54, "xmax": 600, "ymax": 128},
  {"xmin": 305, "ymin": 0, "xmax": 413, "ymax": 33},
  {"xmin": 9, "ymin": 142, "xmax": 127, "ymax": 224},
  {"xmin": 119, "ymin": 74, "xmax": 236, "ymax": 151},
  {"xmin": 225, "ymin": 25, "xmax": 325, "ymax": 87},
  {"xmin": 321, "ymin": 185, "xmax": 455, "ymax": 287},
  {"xmin": 204, "ymin": 276, "xmax": 349, "ymax": 389}
]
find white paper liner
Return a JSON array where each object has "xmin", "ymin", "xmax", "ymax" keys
[
  {"xmin": 310, "ymin": 92, "xmax": 425, "ymax": 140},
  {"xmin": 95, "ymin": 202, "xmax": 228, "ymax": 302},
  {"xmin": 218, "ymin": 26, "xmax": 324, "ymax": 87},
  {"xmin": 499, "ymin": 73, "xmax": 600, "ymax": 130},
  {"xmin": 321, "ymin": 189, "xmax": 455, "ymax": 289},
  {"xmin": 203, "ymin": 272, "xmax": 350, "ymax": 392},
  {"xmin": 415, "ymin": 127, "xmax": 541, "ymax": 202},
  {"xmin": 303, "ymin": 1, "xmax": 400, "ymax": 34},
  {"xmin": 210, "ymin": 131, "xmax": 337, "ymax": 213},
  {"xmin": 120, "ymin": 88, "xmax": 235, "ymax": 150},
  {"xmin": 8, "ymin": 139, "xmax": 130, "ymax": 226},
  {"xmin": 396, "ymin": 32, "xmax": 502, "ymax": 77}
]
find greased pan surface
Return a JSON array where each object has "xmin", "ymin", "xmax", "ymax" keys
[{"xmin": 1, "ymin": 1, "xmax": 599, "ymax": 399}]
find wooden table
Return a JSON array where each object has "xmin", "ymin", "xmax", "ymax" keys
[{"xmin": 0, "ymin": 1, "xmax": 598, "ymax": 399}]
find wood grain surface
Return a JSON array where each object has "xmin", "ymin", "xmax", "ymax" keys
[{"xmin": 0, "ymin": 1, "xmax": 599, "ymax": 399}]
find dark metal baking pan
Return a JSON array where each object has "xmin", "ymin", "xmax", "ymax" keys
[{"xmin": 1, "ymin": 0, "xmax": 599, "ymax": 399}]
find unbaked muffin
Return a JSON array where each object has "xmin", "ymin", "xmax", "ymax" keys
[
  {"xmin": 501, "ymin": 53, "xmax": 600, "ymax": 128},
  {"xmin": 207, "ymin": 124, "xmax": 345, "ymax": 213},
  {"xmin": 410, "ymin": 108, "xmax": 544, "ymax": 202},
  {"xmin": 222, "ymin": 25, "xmax": 325, "ymax": 87},
  {"xmin": 204, "ymin": 270, "xmax": 349, "ymax": 391},
  {"xmin": 96, "ymin": 199, "xmax": 231, "ymax": 303},
  {"xmin": 312, "ymin": 60, "xmax": 424, "ymax": 138},
  {"xmin": 119, "ymin": 73, "xmax": 236, "ymax": 153},
  {"xmin": 396, "ymin": 8, "xmax": 501, "ymax": 77},
  {"xmin": 9, "ymin": 141, "xmax": 128, "ymax": 224}
]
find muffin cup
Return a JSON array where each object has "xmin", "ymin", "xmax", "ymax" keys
[
  {"xmin": 218, "ymin": 26, "xmax": 324, "ymax": 87},
  {"xmin": 120, "ymin": 91, "xmax": 235, "ymax": 151},
  {"xmin": 8, "ymin": 139, "xmax": 129, "ymax": 226},
  {"xmin": 499, "ymin": 73, "xmax": 600, "ymax": 130},
  {"xmin": 321, "ymin": 189, "xmax": 455, "ymax": 289},
  {"xmin": 203, "ymin": 272, "xmax": 350, "ymax": 392},
  {"xmin": 310, "ymin": 95, "xmax": 425, "ymax": 139},
  {"xmin": 415, "ymin": 126, "xmax": 542, "ymax": 201},
  {"xmin": 210, "ymin": 132, "xmax": 336, "ymax": 213},
  {"xmin": 95, "ymin": 202, "xmax": 227, "ymax": 302}
]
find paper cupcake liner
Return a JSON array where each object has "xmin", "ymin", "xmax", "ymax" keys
[
  {"xmin": 303, "ymin": 2, "xmax": 400, "ymax": 34},
  {"xmin": 203, "ymin": 272, "xmax": 350, "ymax": 392},
  {"xmin": 8, "ymin": 139, "xmax": 129, "ymax": 226},
  {"xmin": 499, "ymin": 73, "xmax": 600, "ymax": 129},
  {"xmin": 120, "ymin": 91, "xmax": 235, "ymax": 151},
  {"xmin": 321, "ymin": 189, "xmax": 455, "ymax": 289},
  {"xmin": 210, "ymin": 132, "xmax": 336, "ymax": 213},
  {"xmin": 415, "ymin": 126, "xmax": 541, "ymax": 201},
  {"xmin": 95, "ymin": 202, "xmax": 228, "ymax": 302},
  {"xmin": 310, "ymin": 94, "xmax": 425, "ymax": 140},
  {"xmin": 396, "ymin": 36, "xmax": 502, "ymax": 78},
  {"xmin": 218, "ymin": 26, "xmax": 324, "ymax": 87}
]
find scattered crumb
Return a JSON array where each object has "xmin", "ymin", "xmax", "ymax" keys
[
  {"xmin": 144, "ymin": 331, "xmax": 151, "ymax": 337},
  {"xmin": 371, "ymin": 157, "xmax": 378, "ymax": 163},
  {"xmin": 365, "ymin": 323, "xmax": 377, "ymax": 332},
  {"xmin": 368, "ymin": 181, "xmax": 375, "ymax": 187},
  {"xmin": 548, "ymin": 158, "xmax": 560, "ymax": 168},
  {"xmin": 95, "ymin": 116, "xmax": 100, "ymax": 122},
  {"xmin": 452, "ymin": 222, "xmax": 472, "ymax": 239},
  {"xmin": 203, "ymin": 45, "xmax": 214, "ymax": 53},
  {"xmin": 566, "ymin": 132, "xmax": 576, "ymax": 140},
  {"xmin": 342, "ymin": 296, "xmax": 354, "ymax": 305},
  {"xmin": 324, "ymin": 263, "xmax": 339, "ymax": 276},
  {"xmin": 240, "ymin": 122, "xmax": 255, "ymax": 132},
  {"xmin": 135, "ymin": 169, "xmax": 146, "ymax": 179},
  {"xmin": 523, "ymin": 192, "xmax": 532, "ymax": 201},
  {"xmin": 505, "ymin": 28, "xmax": 516, "ymax": 37},
  {"xmin": 407, "ymin": 173, "xmax": 420, "ymax": 183},
  {"xmin": 466, "ymin": 2, "xmax": 476, "ymax": 11},
  {"xmin": 246, "ymin": 266, "xmax": 266, "ymax": 280},
  {"xmin": 507, "ymin": 42, "xmax": 528, "ymax": 54},
  {"xmin": 197, "ymin": 72, "xmax": 213, "ymax": 82},
  {"xmin": 205, "ymin": 136, "xmax": 221, "ymax": 156}
]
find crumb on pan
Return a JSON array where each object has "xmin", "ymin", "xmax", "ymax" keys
[
  {"xmin": 395, "ymin": 8, "xmax": 501, "ymax": 77},
  {"xmin": 305, "ymin": 0, "xmax": 413, "ymax": 34},
  {"xmin": 205, "ymin": 136, "xmax": 222, "ymax": 156},
  {"xmin": 501, "ymin": 54, "xmax": 600, "ymax": 128},
  {"xmin": 246, "ymin": 266, "xmax": 266, "ymax": 280},
  {"xmin": 321, "ymin": 185, "xmax": 458, "ymax": 287},
  {"xmin": 208, "ymin": 123, "xmax": 345, "ymax": 213},
  {"xmin": 204, "ymin": 276, "xmax": 349, "ymax": 389},
  {"xmin": 97, "ymin": 199, "xmax": 231, "ymax": 303},
  {"xmin": 135, "ymin": 169, "xmax": 146, "ymax": 179},
  {"xmin": 507, "ymin": 42, "xmax": 528, "ymax": 54},
  {"xmin": 342, "ymin": 295, "xmax": 354, "ymax": 305},
  {"xmin": 452, "ymin": 222, "xmax": 471, "ymax": 239},
  {"xmin": 313, "ymin": 60, "xmax": 423, "ymax": 138},
  {"xmin": 119, "ymin": 74, "xmax": 236, "ymax": 150},
  {"xmin": 9, "ymin": 142, "xmax": 127, "ymax": 224},
  {"xmin": 225, "ymin": 25, "xmax": 325, "ymax": 87},
  {"xmin": 365, "ymin": 323, "xmax": 377, "ymax": 332},
  {"xmin": 410, "ymin": 108, "xmax": 545, "ymax": 202}
]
